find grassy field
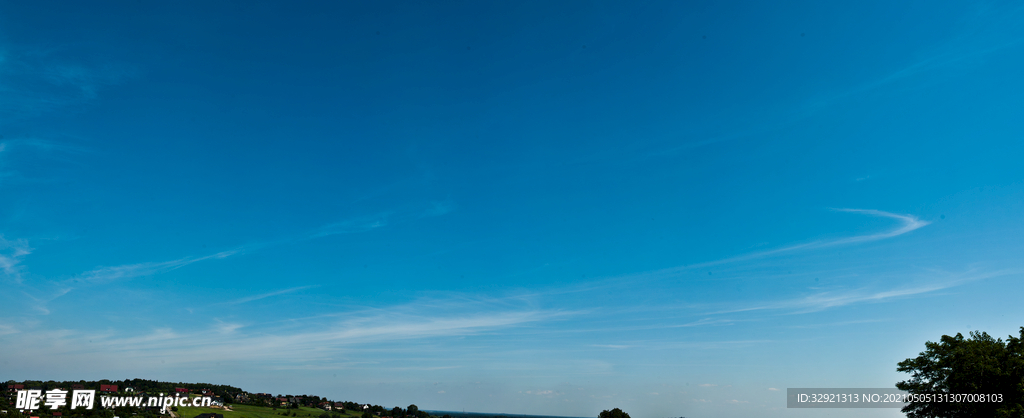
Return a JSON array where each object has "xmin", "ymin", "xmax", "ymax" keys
[{"xmin": 175, "ymin": 404, "xmax": 362, "ymax": 418}]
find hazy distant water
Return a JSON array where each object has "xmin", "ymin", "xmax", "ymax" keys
[{"xmin": 424, "ymin": 411, "xmax": 591, "ymax": 418}]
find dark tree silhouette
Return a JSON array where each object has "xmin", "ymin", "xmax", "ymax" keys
[
  {"xmin": 897, "ymin": 328, "xmax": 1024, "ymax": 418},
  {"xmin": 598, "ymin": 408, "xmax": 630, "ymax": 418}
]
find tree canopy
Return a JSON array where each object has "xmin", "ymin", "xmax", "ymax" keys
[
  {"xmin": 598, "ymin": 408, "xmax": 630, "ymax": 418},
  {"xmin": 896, "ymin": 328, "xmax": 1024, "ymax": 418}
]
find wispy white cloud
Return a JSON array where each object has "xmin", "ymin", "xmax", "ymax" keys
[
  {"xmin": 310, "ymin": 202, "xmax": 454, "ymax": 240},
  {"xmin": 0, "ymin": 297, "xmax": 567, "ymax": 373},
  {"xmin": 311, "ymin": 214, "xmax": 391, "ymax": 239},
  {"xmin": 524, "ymin": 390, "xmax": 559, "ymax": 396},
  {"xmin": 0, "ymin": 234, "xmax": 32, "ymax": 283},
  {"xmin": 72, "ymin": 250, "xmax": 238, "ymax": 286},
  {"xmin": 591, "ymin": 344, "xmax": 631, "ymax": 349},
  {"xmin": 22, "ymin": 205, "xmax": 444, "ymax": 294},
  {"xmin": 215, "ymin": 321, "xmax": 244, "ymax": 334},
  {"xmin": 228, "ymin": 285, "xmax": 318, "ymax": 305},
  {"xmin": 826, "ymin": 208, "xmax": 930, "ymax": 245},
  {"xmin": 711, "ymin": 269, "xmax": 1009, "ymax": 315},
  {"xmin": 40, "ymin": 62, "xmax": 133, "ymax": 99},
  {"xmin": 787, "ymin": 319, "xmax": 888, "ymax": 329},
  {"xmin": 0, "ymin": 138, "xmax": 89, "ymax": 154},
  {"xmin": 667, "ymin": 318, "xmax": 739, "ymax": 328},
  {"xmin": 8, "ymin": 249, "xmax": 242, "ymax": 314},
  {"xmin": 421, "ymin": 200, "xmax": 456, "ymax": 218},
  {"xmin": 499, "ymin": 209, "xmax": 932, "ymax": 311},
  {"xmin": 0, "ymin": 137, "xmax": 92, "ymax": 190},
  {"xmin": 318, "ymin": 310, "xmax": 560, "ymax": 343},
  {"xmin": 613, "ymin": 208, "xmax": 929, "ymax": 282},
  {"xmin": 707, "ymin": 208, "xmax": 928, "ymax": 263},
  {"xmin": 5, "ymin": 201, "xmax": 452, "ymax": 315},
  {"xmin": 0, "ymin": 322, "xmax": 19, "ymax": 336},
  {"xmin": 795, "ymin": 3, "xmax": 1024, "ymax": 118},
  {"xmin": 0, "ymin": 46, "xmax": 135, "ymax": 119}
]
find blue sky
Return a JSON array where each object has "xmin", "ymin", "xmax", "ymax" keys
[{"xmin": 2, "ymin": 1, "xmax": 1024, "ymax": 417}]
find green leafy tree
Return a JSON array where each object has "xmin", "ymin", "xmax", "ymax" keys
[
  {"xmin": 406, "ymin": 404, "xmax": 427, "ymax": 418},
  {"xmin": 598, "ymin": 408, "xmax": 630, "ymax": 418},
  {"xmin": 896, "ymin": 328, "xmax": 1024, "ymax": 417}
]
